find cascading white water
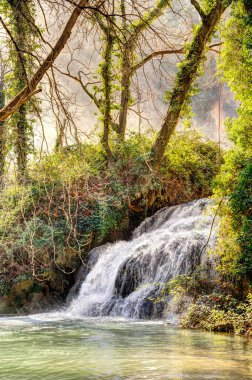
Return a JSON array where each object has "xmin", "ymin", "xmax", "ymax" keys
[{"xmin": 68, "ymin": 198, "xmax": 217, "ymax": 319}]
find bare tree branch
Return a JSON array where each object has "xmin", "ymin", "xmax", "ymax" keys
[
  {"xmin": 0, "ymin": 0, "xmax": 91, "ymax": 122},
  {"xmin": 132, "ymin": 48, "xmax": 184, "ymax": 73},
  {"xmin": 54, "ymin": 65, "xmax": 101, "ymax": 109}
]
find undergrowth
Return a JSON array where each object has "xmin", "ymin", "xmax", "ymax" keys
[
  {"xmin": 158, "ymin": 274, "xmax": 252, "ymax": 336},
  {"xmin": 0, "ymin": 130, "xmax": 220, "ymax": 310}
]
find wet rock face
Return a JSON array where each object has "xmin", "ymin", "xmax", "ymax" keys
[
  {"xmin": 67, "ymin": 198, "xmax": 217, "ymax": 319},
  {"xmin": 114, "ymin": 245, "xmax": 171, "ymax": 300},
  {"xmin": 115, "ymin": 252, "xmax": 154, "ymax": 298},
  {"xmin": 66, "ymin": 246, "xmax": 106, "ymax": 303}
]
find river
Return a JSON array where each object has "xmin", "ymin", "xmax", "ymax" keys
[{"xmin": 0, "ymin": 313, "xmax": 251, "ymax": 380}]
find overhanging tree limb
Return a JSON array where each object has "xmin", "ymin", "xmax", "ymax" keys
[
  {"xmin": 131, "ymin": 48, "xmax": 184, "ymax": 73},
  {"xmin": 131, "ymin": 43, "xmax": 222, "ymax": 73},
  {"xmin": 0, "ymin": 0, "xmax": 90, "ymax": 122}
]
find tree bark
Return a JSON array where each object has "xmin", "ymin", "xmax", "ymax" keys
[
  {"xmin": 0, "ymin": 0, "xmax": 89, "ymax": 122},
  {"xmin": 8, "ymin": 0, "xmax": 32, "ymax": 181},
  {"xmin": 0, "ymin": 80, "xmax": 6, "ymax": 178},
  {"xmin": 101, "ymin": 32, "xmax": 114, "ymax": 157},
  {"xmin": 118, "ymin": 46, "xmax": 131, "ymax": 139},
  {"xmin": 15, "ymin": 105, "xmax": 29, "ymax": 180},
  {"xmin": 151, "ymin": 0, "xmax": 230, "ymax": 167}
]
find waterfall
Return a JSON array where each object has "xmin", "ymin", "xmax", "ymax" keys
[{"xmin": 68, "ymin": 198, "xmax": 217, "ymax": 319}]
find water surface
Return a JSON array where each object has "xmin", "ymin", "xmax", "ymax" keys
[{"xmin": 0, "ymin": 313, "xmax": 251, "ymax": 380}]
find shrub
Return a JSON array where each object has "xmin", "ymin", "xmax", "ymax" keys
[
  {"xmin": 160, "ymin": 274, "xmax": 252, "ymax": 335},
  {"xmin": 0, "ymin": 130, "xmax": 220, "ymax": 307},
  {"xmin": 213, "ymin": 152, "xmax": 252, "ymax": 282}
]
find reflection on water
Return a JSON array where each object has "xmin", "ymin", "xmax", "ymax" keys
[{"xmin": 0, "ymin": 313, "xmax": 251, "ymax": 380}]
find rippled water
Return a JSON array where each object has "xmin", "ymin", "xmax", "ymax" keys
[{"xmin": 0, "ymin": 313, "xmax": 251, "ymax": 380}]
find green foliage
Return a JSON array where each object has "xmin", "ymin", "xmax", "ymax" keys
[
  {"xmin": 0, "ymin": 131, "xmax": 219, "ymax": 305},
  {"xmin": 2, "ymin": 0, "xmax": 39, "ymax": 177},
  {"xmin": 181, "ymin": 293, "xmax": 252, "ymax": 335},
  {"xmin": 219, "ymin": 0, "xmax": 252, "ymax": 149},
  {"xmin": 164, "ymin": 131, "xmax": 220, "ymax": 196},
  {"xmin": 213, "ymin": 1, "xmax": 252, "ymax": 282},
  {"xmin": 213, "ymin": 156, "xmax": 252, "ymax": 280},
  {"xmin": 128, "ymin": 0, "xmax": 168, "ymax": 35},
  {"xmin": 158, "ymin": 274, "xmax": 252, "ymax": 335},
  {"xmin": 229, "ymin": 160, "xmax": 252, "ymax": 278},
  {"xmin": 0, "ymin": 277, "xmax": 10, "ymax": 297}
]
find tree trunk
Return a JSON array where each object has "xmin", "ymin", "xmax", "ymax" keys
[
  {"xmin": 15, "ymin": 105, "xmax": 29, "ymax": 180},
  {"xmin": 9, "ymin": 0, "xmax": 31, "ymax": 181},
  {"xmin": 118, "ymin": 51, "xmax": 131, "ymax": 140},
  {"xmin": 0, "ymin": 80, "xmax": 6, "ymax": 178},
  {"xmin": 151, "ymin": 0, "xmax": 230, "ymax": 167},
  {"xmin": 101, "ymin": 33, "xmax": 114, "ymax": 157}
]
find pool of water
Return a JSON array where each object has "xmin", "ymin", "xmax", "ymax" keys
[{"xmin": 0, "ymin": 313, "xmax": 251, "ymax": 380}]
